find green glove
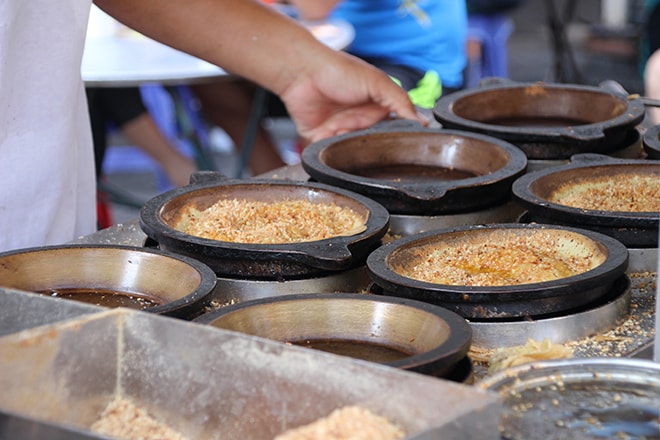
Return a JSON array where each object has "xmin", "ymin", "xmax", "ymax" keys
[
  {"xmin": 408, "ymin": 71, "xmax": 442, "ymax": 109},
  {"xmin": 389, "ymin": 70, "xmax": 442, "ymax": 109}
]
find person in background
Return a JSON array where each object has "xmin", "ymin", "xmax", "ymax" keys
[
  {"xmin": 0, "ymin": 0, "xmax": 424, "ymax": 253},
  {"xmin": 87, "ymin": 87, "xmax": 198, "ymax": 188},
  {"xmin": 643, "ymin": 0, "xmax": 660, "ymax": 124},
  {"xmin": 190, "ymin": 80, "xmax": 288, "ymax": 176},
  {"xmin": 190, "ymin": 0, "xmax": 467, "ymax": 175},
  {"xmin": 465, "ymin": 0, "xmax": 525, "ymax": 16},
  {"xmin": 290, "ymin": 0, "xmax": 468, "ymax": 103}
]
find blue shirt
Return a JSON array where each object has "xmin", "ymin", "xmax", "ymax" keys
[{"xmin": 331, "ymin": 0, "xmax": 467, "ymax": 88}]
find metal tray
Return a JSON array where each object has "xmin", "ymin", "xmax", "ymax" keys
[
  {"xmin": 0, "ymin": 309, "xmax": 501, "ymax": 440},
  {"xmin": 477, "ymin": 358, "xmax": 660, "ymax": 440}
]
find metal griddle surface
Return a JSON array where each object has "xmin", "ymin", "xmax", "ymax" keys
[{"xmin": 74, "ymin": 163, "xmax": 656, "ymax": 374}]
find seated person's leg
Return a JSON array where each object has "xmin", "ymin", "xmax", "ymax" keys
[
  {"xmin": 190, "ymin": 79, "xmax": 286, "ymax": 176},
  {"xmin": 87, "ymin": 87, "xmax": 196, "ymax": 187},
  {"xmin": 645, "ymin": 4, "xmax": 660, "ymax": 126},
  {"xmin": 645, "ymin": 50, "xmax": 660, "ymax": 125},
  {"xmin": 85, "ymin": 88, "xmax": 110, "ymax": 177}
]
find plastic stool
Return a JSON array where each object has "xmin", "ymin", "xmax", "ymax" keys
[
  {"xmin": 96, "ymin": 188, "xmax": 113, "ymax": 229},
  {"xmin": 465, "ymin": 14, "xmax": 514, "ymax": 87}
]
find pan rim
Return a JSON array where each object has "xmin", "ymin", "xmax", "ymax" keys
[
  {"xmin": 194, "ymin": 292, "xmax": 473, "ymax": 375},
  {"xmin": 512, "ymin": 155, "xmax": 660, "ymax": 225},
  {"xmin": 140, "ymin": 178, "xmax": 390, "ymax": 251},
  {"xmin": 366, "ymin": 223, "xmax": 629, "ymax": 298},
  {"xmin": 433, "ymin": 81, "xmax": 646, "ymax": 142}
]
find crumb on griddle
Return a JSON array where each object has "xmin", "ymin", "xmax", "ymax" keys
[{"xmin": 470, "ymin": 271, "xmax": 657, "ymax": 381}]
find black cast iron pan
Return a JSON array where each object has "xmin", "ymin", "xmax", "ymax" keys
[
  {"xmin": 366, "ymin": 223, "xmax": 629, "ymax": 319},
  {"xmin": 301, "ymin": 122, "xmax": 527, "ymax": 215},
  {"xmin": 434, "ymin": 80, "xmax": 646, "ymax": 160},
  {"xmin": 140, "ymin": 172, "xmax": 390, "ymax": 280},
  {"xmin": 512, "ymin": 154, "xmax": 660, "ymax": 248}
]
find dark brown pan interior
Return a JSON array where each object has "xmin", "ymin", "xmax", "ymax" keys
[
  {"xmin": 449, "ymin": 86, "xmax": 629, "ymax": 127},
  {"xmin": 319, "ymin": 131, "xmax": 511, "ymax": 180}
]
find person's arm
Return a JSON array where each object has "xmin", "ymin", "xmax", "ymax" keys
[
  {"xmin": 645, "ymin": 49, "xmax": 660, "ymax": 125},
  {"xmin": 93, "ymin": 0, "xmax": 426, "ymax": 142},
  {"xmin": 286, "ymin": 0, "xmax": 341, "ymax": 21}
]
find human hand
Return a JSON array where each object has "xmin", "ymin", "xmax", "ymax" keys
[
  {"xmin": 279, "ymin": 51, "xmax": 428, "ymax": 144},
  {"xmin": 97, "ymin": 0, "xmax": 425, "ymax": 145}
]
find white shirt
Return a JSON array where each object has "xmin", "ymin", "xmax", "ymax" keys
[{"xmin": 0, "ymin": 1, "xmax": 97, "ymax": 252}]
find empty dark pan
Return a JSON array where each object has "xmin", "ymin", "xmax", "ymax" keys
[
  {"xmin": 301, "ymin": 124, "xmax": 527, "ymax": 215},
  {"xmin": 434, "ymin": 81, "xmax": 645, "ymax": 159}
]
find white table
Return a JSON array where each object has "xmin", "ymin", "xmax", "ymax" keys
[
  {"xmin": 81, "ymin": 18, "xmax": 355, "ymax": 87},
  {"xmin": 82, "ymin": 36, "xmax": 225, "ymax": 87}
]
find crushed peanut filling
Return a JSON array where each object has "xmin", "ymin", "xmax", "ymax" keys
[
  {"xmin": 275, "ymin": 406, "xmax": 405, "ymax": 440},
  {"xmin": 397, "ymin": 229, "xmax": 604, "ymax": 286},
  {"xmin": 176, "ymin": 199, "xmax": 367, "ymax": 244},
  {"xmin": 91, "ymin": 396, "xmax": 189, "ymax": 440},
  {"xmin": 547, "ymin": 173, "xmax": 660, "ymax": 212}
]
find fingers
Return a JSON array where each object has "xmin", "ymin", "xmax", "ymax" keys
[
  {"xmin": 368, "ymin": 76, "xmax": 429, "ymax": 127},
  {"xmin": 307, "ymin": 105, "xmax": 387, "ymax": 140},
  {"xmin": 283, "ymin": 51, "xmax": 431, "ymax": 143},
  {"xmin": 301, "ymin": 103, "xmax": 430, "ymax": 143}
]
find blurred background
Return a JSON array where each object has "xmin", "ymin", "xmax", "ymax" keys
[{"xmin": 100, "ymin": 0, "xmax": 649, "ymax": 225}]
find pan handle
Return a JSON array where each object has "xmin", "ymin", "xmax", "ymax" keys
[
  {"xmin": 600, "ymin": 79, "xmax": 660, "ymax": 108},
  {"xmin": 569, "ymin": 153, "xmax": 617, "ymax": 164},
  {"xmin": 559, "ymin": 125, "xmax": 607, "ymax": 143},
  {"xmin": 476, "ymin": 76, "xmax": 517, "ymax": 88},
  {"xmin": 291, "ymin": 241, "xmax": 355, "ymax": 269},
  {"xmin": 396, "ymin": 185, "xmax": 448, "ymax": 201},
  {"xmin": 369, "ymin": 118, "xmax": 428, "ymax": 131},
  {"xmin": 599, "ymin": 79, "xmax": 629, "ymax": 96},
  {"xmin": 189, "ymin": 170, "xmax": 229, "ymax": 185},
  {"xmin": 627, "ymin": 94, "xmax": 660, "ymax": 108}
]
